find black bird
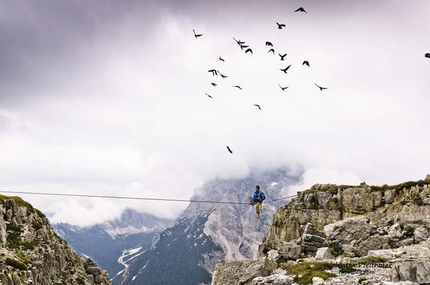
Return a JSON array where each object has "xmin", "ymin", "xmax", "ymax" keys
[
  {"xmin": 280, "ymin": 65, "xmax": 291, "ymax": 73},
  {"xmin": 219, "ymin": 72, "xmax": 228, "ymax": 79},
  {"xmin": 425, "ymin": 53, "xmax": 430, "ymax": 58},
  {"xmin": 205, "ymin": 93, "xmax": 213, "ymax": 98},
  {"xmin": 211, "ymin": 83, "xmax": 217, "ymax": 87},
  {"xmin": 226, "ymin": 146, "xmax": 233, "ymax": 154},
  {"xmin": 240, "ymin": 44, "xmax": 249, "ymax": 50},
  {"xmin": 233, "ymin": 37, "xmax": 245, "ymax": 45},
  {"xmin": 278, "ymin": 84, "xmax": 289, "ymax": 91},
  {"xmin": 279, "ymin": 53, "xmax": 287, "ymax": 60},
  {"xmin": 219, "ymin": 56, "xmax": 225, "ymax": 62},
  {"xmin": 314, "ymin": 83, "xmax": 328, "ymax": 91},
  {"xmin": 276, "ymin": 22, "xmax": 286, "ymax": 29},
  {"xmin": 208, "ymin": 69, "xmax": 218, "ymax": 76},
  {"xmin": 193, "ymin": 29, "xmax": 203, "ymax": 39},
  {"xmin": 253, "ymin": 104, "xmax": 261, "ymax": 110},
  {"xmin": 232, "ymin": 85, "xmax": 242, "ymax": 90},
  {"xmin": 302, "ymin": 61, "xmax": 310, "ymax": 67},
  {"xmin": 295, "ymin": 7, "xmax": 307, "ymax": 13},
  {"xmin": 268, "ymin": 48, "xmax": 275, "ymax": 54},
  {"xmin": 265, "ymin": 41, "xmax": 273, "ymax": 47},
  {"xmin": 245, "ymin": 48, "xmax": 253, "ymax": 55}
]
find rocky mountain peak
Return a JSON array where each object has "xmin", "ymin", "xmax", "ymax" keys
[
  {"xmin": 212, "ymin": 178, "xmax": 430, "ymax": 285},
  {"xmin": 0, "ymin": 195, "xmax": 111, "ymax": 285}
]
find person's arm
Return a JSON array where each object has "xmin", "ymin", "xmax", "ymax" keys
[{"xmin": 262, "ymin": 192, "xmax": 266, "ymax": 201}]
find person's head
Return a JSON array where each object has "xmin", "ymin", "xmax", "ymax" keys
[{"xmin": 256, "ymin": 185, "xmax": 260, "ymax": 191}]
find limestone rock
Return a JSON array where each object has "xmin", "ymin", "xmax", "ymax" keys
[
  {"xmin": 413, "ymin": 226, "xmax": 429, "ymax": 243},
  {"xmin": 315, "ymin": 247, "xmax": 333, "ymax": 260},
  {"xmin": 252, "ymin": 274, "xmax": 294, "ymax": 285},
  {"xmin": 212, "ymin": 259, "xmax": 269, "ymax": 285},
  {"xmin": 302, "ymin": 223, "xmax": 326, "ymax": 253},
  {"xmin": 280, "ymin": 242, "xmax": 301, "ymax": 260},
  {"xmin": 312, "ymin": 276, "xmax": 324, "ymax": 285},
  {"xmin": 391, "ymin": 259, "xmax": 430, "ymax": 284}
]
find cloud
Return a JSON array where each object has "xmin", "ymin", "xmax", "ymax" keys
[{"xmin": 0, "ymin": 0, "xmax": 430, "ymax": 226}]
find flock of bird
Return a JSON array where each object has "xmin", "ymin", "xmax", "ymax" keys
[{"xmin": 192, "ymin": 6, "xmax": 329, "ymax": 154}]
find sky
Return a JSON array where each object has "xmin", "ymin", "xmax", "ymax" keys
[{"xmin": 1, "ymin": 0, "xmax": 430, "ymax": 226}]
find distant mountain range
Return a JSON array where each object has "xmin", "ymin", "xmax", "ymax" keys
[
  {"xmin": 54, "ymin": 208, "xmax": 174, "ymax": 277},
  {"xmin": 113, "ymin": 168, "xmax": 302, "ymax": 285}
]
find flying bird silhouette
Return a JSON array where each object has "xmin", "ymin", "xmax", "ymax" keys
[
  {"xmin": 219, "ymin": 72, "xmax": 228, "ymax": 79},
  {"xmin": 315, "ymin": 83, "xmax": 328, "ymax": 91},
  {"xmin": 245, "ymin": 48, "xmax": 253, "ymax": 55},
  {"xmin": 253, "ymin": 104, "xmax": 261, "ymax": 110},
  {"xmin": 233, "ymin": 37, "xmax": 245, "ymax": 45},
  {"xmin": 278, "ymin": 84, "xmax": 289, "ymax": 91},
  {"xmin": 211, "ymin": 83, "xmax": 217, "ymax": 87},
  {"xmin": 232, "ymin": 85, "xmax": 242, "ymax": 90},
  {"xmin": 226, "ymin": 146, "xmax": 233, "ymax": 154},
  {"xmin": 240, "ymin": 44, "xmax": 249, "ymax": 50},
  {"xmin": 193, "ymin": 29, "xmax": 203, "ymax": 39},
  {"xmin": 280, "ymin": 65, "xmax": 291, "ymax": 73},
  {"xmin": 426, "ymin": 53, "xmax": 430, "ymax": 58},
  {"xmin": 279, "ymin": 53, "xmax": 287, "ymax": 60},
  {"xmin": 295, "ymin": 7, "xmax": 307, "ymax": 13},
  {"xmin": 276, "ymin": 22, "xmax": 286, "ymax": 29},
  {"xmin": 205, "ymin": 93, "xmax": 213, "ymax": 98},
  {"xmin": 268, "ymin": 48, "xmax": 275, "ymax": 54},
  {"xmin": 265, "ymin": 41, "xmax": 273, "ymax": 47},
  {"xmin": 208, "ymin": 69, "xmax": 218, "ymax": 76},
  {"xmin": 302, "ymin": 61, "xmax": 310, "ymax": 67},
  {"xmin": 219, "ymin": 56, "xmax": 225, "ymax": 62}
]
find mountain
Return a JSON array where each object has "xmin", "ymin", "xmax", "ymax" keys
[
  {"xmin": 114, "ymin": 168, "xmax": 302, "ymax": 285},
  {"xmin": 54, "ymin": 208, "xmax": 174, "ymax": 277},
  {"xmin": 0, "ymin": 194, "xmax": 111, "ymax": 284},
  {"xmin": 212, "ymin": 177, "xmax": 430, "ymax": 285}
]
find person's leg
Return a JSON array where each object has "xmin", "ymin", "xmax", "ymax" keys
[{"xmin": 255, "ymin": 202, "xmax": 261, "ymax": 219}]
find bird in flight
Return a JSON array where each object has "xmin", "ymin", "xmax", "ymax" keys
[
  {"xmin": 253, "ymin": 104, "xmax": 262, "ymax": 110},
  {"xmin": 302, "ymin": 61, "xmax": 310, "ymax": 67},
  {"xmin": 245, "ymin": 48, "xmax": 253, "ymax": 55},
  {"xmin": 279, "ymin": 53, "xmax": 287, "ymax": 61},
  {"xmin": 265, "ymin": 41, "xmax": 273, "ymax": 47},
  {"xmin": 211, "ymin": 83, "xmax": 217, "ymax": 87},
  {"xmin": 226, "ymin": 146, "xmax": 233, "ymax": 154},
  {"xmin": 278, "ymin": 84, "xmax": 289, "ymax": 91},
  {"xmin": 276, "ymin": 22, "xmax": 286, "ymax": 29},
  {"xmin": 232, "ymin": 85, "xmax": 242, "ymax": 90},
  {"xmin": 233, "ymin": 37, "xmax": 245, "ymax": 45},
  {"xmin": 295, "ymin": 7, "xmax": 307, "ymax": 13},
  {"xmin": 219, "ymin": 72, "xmax": 228, "ymax": 79},
  {"xmin": 205, "ymin": 93, "xmax": 213, "ymax": 98},
  {"xmin": 208, "ymin": 69, "xmax": 218, "ymax": 76},
  {"xmin": 315, "ymin": 83, "xmax": 328, "ymax": 91},
  {"xmin": 193, "ymin": 29, "xmax": 203, "ymax": 39},
  {"xmin": 240, "ymin": 44, "xmax": 249, "ymax": 50},
  {"xmin": 425, "ymin": 53, "xmax": 430, "ymax": 58},
  {"xmin": 280, "ymin": 65, "xmax": 291, "ymax": 74},
  {"xmin": 219, "ymin": 56, "xmax": 225, "ymax": 62},
  {"xmin": 268, "ymin": 48, "xmax": 275, "ymax": 54}
]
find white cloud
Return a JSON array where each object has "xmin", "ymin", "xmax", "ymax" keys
[{"xmin": 1, "ymin": 1, "xmax": 430, "ymax": 226}]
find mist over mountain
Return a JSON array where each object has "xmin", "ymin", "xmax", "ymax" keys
[
  {"xmin": 54, "ymin": 208, "xmax": 174, "ymax": 277},
  {"xmin": 114, "ymin": 168, "xmax": 302, "ymax": 285}
]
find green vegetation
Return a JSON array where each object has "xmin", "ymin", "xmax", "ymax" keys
[
  {"xmin": 32, "ymin": 220, "xmax": 43, "ymax": 230},
  {"xmin": 370, "ymin": 180, "xmax": 429, "ymax": 192},
  {"xmin": 6, "ymin": 258, "xmax": 27, "ymax": 270},
  {"xmin": 354, "ymin": 256, "xmax": 388, "ymax": 264},
  {"xmin": 0, "ymin": 195, "xmax": 35, "ymax": 214},
  {"xmin": 358, "ymin": 277, "xmax": 367, "ymax": 284},
  {"xmin": 287, "ymin": 262, "xmax": 336, "ymax": 285}
]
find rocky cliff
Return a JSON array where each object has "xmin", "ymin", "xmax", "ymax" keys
[
  {"xmin": 0, "ymin": 195, "xmax": 111, "ymax": 285},
  {"xmin": 212, "ymin": 178, "xmax": 430, "ymax": 285}
]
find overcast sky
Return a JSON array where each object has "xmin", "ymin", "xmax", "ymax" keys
[{"xmin": 1, "ymin": 0, "xmax": 429, "ymax": 226}]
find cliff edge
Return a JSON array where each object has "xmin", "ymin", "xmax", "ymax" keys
[
  {"xmin": 212, "ymin": 177, "xmax": 430, "ymax": 285},
  {"xmin": 0, "ymin": 195, "xmax": 111, "ymax": 285}
]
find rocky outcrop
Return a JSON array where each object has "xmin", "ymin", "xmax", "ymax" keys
[
  {"xmin": 0, "ymin": 195, "xmax": 111, "ymax": 285},
  {"xmin": 212, "ymin": 179, "xmax": 430, "ymax": 285}
]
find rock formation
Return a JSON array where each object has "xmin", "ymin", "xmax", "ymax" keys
[
  {"xmin": 0, "ymin": 195, "xmax": 111, "ymax": 285},
  {"xmin": 212, "ymin": 179, "xmax": 430, "ymax": 285}
]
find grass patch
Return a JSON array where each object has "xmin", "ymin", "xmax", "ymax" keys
[
  {"xmin": 32, "ymin": 220, "xmax": 43, "ymax": 230},
  {"xmin": 355, "ymin": 256, "xmax": 388, "ymax": 264},
  {"xmin": 287, "ymin": 262, "xmax": 336, "ymax": 285}
]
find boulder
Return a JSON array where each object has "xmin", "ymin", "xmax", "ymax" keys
[
  {"xmin": 212, "ymin": 259, "xmax": 270, "ymax": 285},
  {"xmin": 390, "ymin": 259, "xmax": 430, "ymax": 284},
  {"xmin": 280, "ymin": 242, "xmax": 301, "ymax": 260},
  {"xmin": 315, "ymin": 247, "xmax": 333, "ymax": 260},
  {"xmin": 413, "ymin": 226, "xmax": 429, "ymax": 243},
  {"xmin": 312, "ymin": 276, "xmax": 324, "ymax": 285},
  {"xmin": 302, "ymin": 223, "xmax": 326, "ymax": 253}
]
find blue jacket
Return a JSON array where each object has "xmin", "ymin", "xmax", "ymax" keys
[{"xmin": 252, "ymin": 191, "xmax": 266, "ymax": 203}]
